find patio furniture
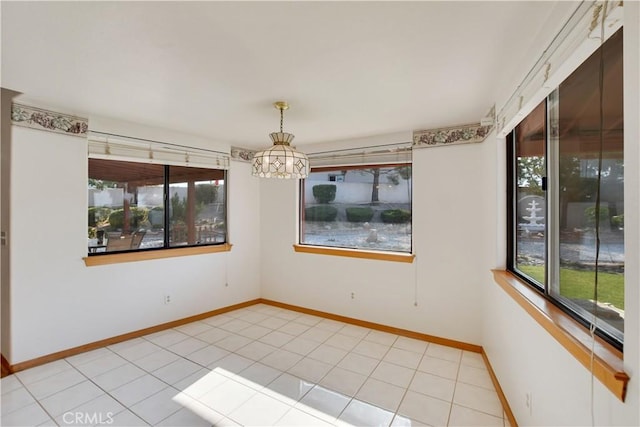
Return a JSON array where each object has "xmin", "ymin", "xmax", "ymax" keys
[
  {"xmin": 106, "ymin": 234, "xmax": 134, "ymax": 252},
  {"xmin": 131, "ymin": 230, "xmax": 146, "ymax": 249}
]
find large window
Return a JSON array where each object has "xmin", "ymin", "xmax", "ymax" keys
[
  {"xmin": 300, "ymin": 165, "xmax": 412, "ymax": 253},
  {"xmin": 88, "ymin": 159, "xmax": 226, "ymax": 254},
  {"xmin": 508, "ymin": 29, "xmax": 624, "ymax": 348}
]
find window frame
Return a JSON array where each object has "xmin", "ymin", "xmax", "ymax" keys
[
  {"xmin": 506, "ymin": 28, "xmax": 624, "ymax": 351},
  {"xmin": 507, "ymin": 100, "xmax": 548, "ymax": 294},
  {"xmin": 297, "ymin": 163, "xmax": 413, "ymax": 259},
  {"xmin": 87, "ymin": 158, "xmax": 228, "ymax": 257}
]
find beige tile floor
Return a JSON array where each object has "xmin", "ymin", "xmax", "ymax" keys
[{"xmin": 1, "ymin": 304, "xmax": 511, "ymax": 426}]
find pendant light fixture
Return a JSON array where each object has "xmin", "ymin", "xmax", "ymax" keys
[{"xmin": 251, "ymin": 101, "xmax": 309, "ymax": 179}]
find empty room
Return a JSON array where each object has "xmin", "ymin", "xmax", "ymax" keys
[{"xmin": 1, "ymin": 1, "xmax": 638, "ymax": 426}]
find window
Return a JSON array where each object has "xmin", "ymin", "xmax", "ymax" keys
[
  {"xmin": 300, "ymin": 164, "xmax": 412, "ymax": 253},
  {"xmin": 507, "ymin": 28, "xmax": 624, "ymax": 348},
  {"xmin": 88, "ymin": 158, "xmax": 226, "ymax": 254}
]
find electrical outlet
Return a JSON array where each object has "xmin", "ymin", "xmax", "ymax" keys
[
  {"xmin": 351, "ymin": 292, "xmax": 355, "ymax": 299},
  {"xmin": 164, "ymin": 294, "xmax": 171, "ymax": 305},
  {"xmin": 525, "ymin": 392, "xmax": 532, "ymax": 415}
]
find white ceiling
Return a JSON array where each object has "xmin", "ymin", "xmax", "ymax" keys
[{"xmin": 2, "ymin": 1, "xmax": 563, "ymax": 149}]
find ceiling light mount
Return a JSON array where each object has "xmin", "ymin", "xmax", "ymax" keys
[
  {"xmin": 273, "ymin": 101, "xmax": 289, "ymax": 112},
  {"xmin": 251, "ymin": 100, "xmax": 309, "ymax": 179}
]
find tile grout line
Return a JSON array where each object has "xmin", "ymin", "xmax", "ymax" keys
[
  {"xmin": 8, "ymin": 369, "xmax": 60, "ymax": 425},
  {"xmin": 15, "ymin": 354, "xmax": 136, "ymax": 426},
  {"xmin": 7, "ymin": 305, "xmax": 506, "ymax": 427},
  {"xmin": 447, "ymin": 352, "xmax": 508, "ymax": 424},
  {"xmin": 68, "ymin": 347, "xmax": 154, "ymax": 425},
  {"xmin": 445, "ymin": 350, "xmax": 464, "ymax": 426},
  {"xmin": 387, "ymin": 341, "xmax": 430, "ymax": 426},
  {"xmin": 310, "ymin": 327, "xmax": 372, "ymax": 424},
  {"xmin": 327, "ymin": 331, "xmax": 402, "ymax": 425},
  {"xmin": 142, "ymin": 309, "xmax": 321, "ymax": 426},
  {"xmin": 206, "ymin": 309, "xmax": 310, "ymax": 426},
  {"xmin": 8, "ymin": 310, "xmax": 266, "ymax": 426},
  {"xmin": 73, "ymin": 341, "xmax": 203, "ymax": 425}
]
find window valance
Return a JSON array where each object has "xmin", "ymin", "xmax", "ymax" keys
[
  {"xmin": 497, "ymin": 0, "xmax": 623, "ymax": 136},
  {"xmin": 88, "ymin": 131, "xmax": 230, "ymax": 170},
  {"xmin": 307, "ymin": 142, "xmax": 412, "ymax": 169}
]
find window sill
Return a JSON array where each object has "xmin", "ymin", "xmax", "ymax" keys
[
  {"xmin": 293, "ymin": 244, "xmax": 415, "ymax": 263},
  {"xmin": 83, "ymin": 243, "xmax": 232, "ymax": 266},
  {"xmin": 492, "ymin": 269, "xmax": 629, "ymax": 402}
]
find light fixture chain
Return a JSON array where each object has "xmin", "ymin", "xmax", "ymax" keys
[{"xmin": 280, "ymin": 106, "xmax": 284, "ymax": 133}]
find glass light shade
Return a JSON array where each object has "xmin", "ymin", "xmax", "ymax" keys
[{"xmin": 251, "ymin": 132, "xmax": 309, "ymax": 179}]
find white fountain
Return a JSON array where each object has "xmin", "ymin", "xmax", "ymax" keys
[{"xmin": 519, "ymin": 198, "xmax": 545, "ymax": 233}]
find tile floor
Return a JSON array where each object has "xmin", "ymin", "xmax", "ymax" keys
[{"xmin": 1, "ymin": 304, "xmax": 511, "ymax": 426}]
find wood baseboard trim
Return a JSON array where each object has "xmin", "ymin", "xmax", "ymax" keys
[
  {"xmin": 482, "ymin": 349, "xmax": 518, "ymax": 427},
  {"xmin": 7, "ymin": 298, "xmax": 261, "ymax": 374},
  {"xmin": 258, "ymin": 298, "xmax": 483, "ymax": 353},
  {"xmin": 1, "ymin": 353, "xmax": 11, "ymax": 378}
]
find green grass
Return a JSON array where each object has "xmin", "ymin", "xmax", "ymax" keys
[{"xmin": 517, "ymin": 265, "xmax": 624, "ymax": 310}]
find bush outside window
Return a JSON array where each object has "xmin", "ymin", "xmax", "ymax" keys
[
  {"xmin": 88, "ymin": 159, "xmax": 226, "ymax": 254},
  {"xmin": 508, "ymin": 28, "xmax": 624, "ymax": 348},
  {"xmin": 300, "ymin": 164, "xmax": 412, "ymax": 253}
]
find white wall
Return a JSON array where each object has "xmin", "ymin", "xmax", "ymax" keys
[
  {"xmin": 260, "ymin": 136, "xmax": 495, "ymax": 346},
  {"xmin": 482, "ymin": 2, "xmax": 639, "ymax": 426},
  {"xmin": 1, "ymin": 88, "xmax": 19, "ymax": 361},
  {"xmin": 7, "ymin": 122, "xmax": 261, "ymax": 364}
]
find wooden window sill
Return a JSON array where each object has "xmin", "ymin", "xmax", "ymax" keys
[
  {"xmin": 492, "ymin": 269, "xmax": 629, "ymax": 401},
  {"xmin": 83, "ymin": 243, "xmax": 232, "ymax": 266},
  {"xmin": 293, "ymin": 244, "xmax": 415, "ymax": 263}
]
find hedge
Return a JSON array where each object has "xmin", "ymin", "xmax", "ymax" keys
[
  {"xmin": 584, "ymin": 206, "xmax": 610, "ymax": 228},
  {"xmin": 108, "ymin": 207, "xmax": 148, "ymax": 229},
  {"xmin": 88, "ymin": 207, "xmax": 112, "ymax": 227},
  {"xmin": 312, "ymin": 184, "xmax": 336, "ymax": 204},
  {"xmin": 612, "ymin": 214, "xmax": 624, "ymax": 228},
  {"xmin": 346, "ymin": 207, "xmax": 374, "ymax": 223},
  {"xmin": 305, "ymin": 205, "xmax": 338, "ymax": 222},
  {"xmin": 381, "ymin": 209, "xmax": 411, "ymax": 224}
]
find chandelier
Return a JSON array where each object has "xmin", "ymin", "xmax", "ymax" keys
[{"xmin": 251, "ymin": 101, "xmax": 309, "ymax": 179}]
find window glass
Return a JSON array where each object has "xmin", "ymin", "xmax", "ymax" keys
[
  {"xmin": 514, "ymin": 101, "xmax": 546, "ymax": 287},
  {"xmin": 300, "ymin": 165, "xmax": 412, "ymax": 253},
  {"xmin": 552, "ymin": 28, "xmax": 624, "ymax": 341},
  {"xmin": 168, "ymin": 166, "xmax": 226, "ymax": 247},
  {"xmin": 88, "ymin": 159, "xmax": 226, "ymax": 254}
]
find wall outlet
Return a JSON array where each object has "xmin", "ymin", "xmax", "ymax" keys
[
  {"xmin": 525, "ymin": 392, "xmax": 532, "ymax": 415},
  {"xmin": 164, "ymin": 294, "xmax": 171, "ymax": 305},
  {"xmin": 351, "ymin": 292, "xmax": 355, "ymax": 299}
]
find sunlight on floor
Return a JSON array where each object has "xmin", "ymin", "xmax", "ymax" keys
[{"xmin": 173, "ymin": 367, "xmax": 406, "ymax": 426}]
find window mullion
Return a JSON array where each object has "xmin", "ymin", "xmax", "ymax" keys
[
  {"xmin": 506, "ymin": 132, "xmax": 516, "ymax": 270},
  {"xmin": 163, "ymin": 165, "xmax": 170, "ymax": 248},
  {"xmin": 547, "ymin": 92, "xmax": 560, "ymax": 297}
]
